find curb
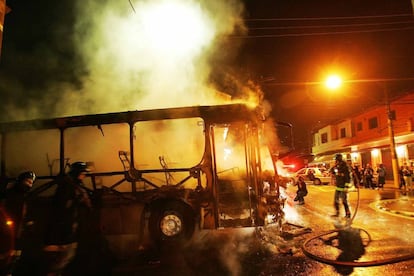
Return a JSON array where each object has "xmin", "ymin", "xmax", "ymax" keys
[{"xmin": 374, "ymin": 198, "xmax": 414, "ymax": 219}]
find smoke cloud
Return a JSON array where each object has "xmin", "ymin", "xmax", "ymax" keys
[{"xmin": 1, "ymin": 0, "xmax": 258, "ymax": 121}]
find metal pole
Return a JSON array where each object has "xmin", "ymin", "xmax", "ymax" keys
[
  {"xmin": 384, "ymin": 85, "xmax": 400, "ymax": 188},
  {"xmin": 0, "ymin": 0, "xmax": 6, "ymax": 58}
]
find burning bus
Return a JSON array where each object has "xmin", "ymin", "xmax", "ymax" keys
[{"xmin": 0, "ymin": 103, "xmax": 289, "ymax": 257}]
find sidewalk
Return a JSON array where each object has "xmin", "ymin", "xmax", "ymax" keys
[{"xmin": 369, "ymin": 180, "xmax": 414, "ymax": 218}]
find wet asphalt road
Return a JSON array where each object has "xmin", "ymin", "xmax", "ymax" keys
[
  {"xmin": 107, "ymin": 184, "xmax": 414, "ymax": 276},
  {"xmin": 283, "ymin": 184, "xmax": 414, "ymax": 276}
]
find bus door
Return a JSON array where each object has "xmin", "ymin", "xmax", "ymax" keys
[{"xmin": 212, "ymin": 123, "xmax": 258, "ymax": 228}]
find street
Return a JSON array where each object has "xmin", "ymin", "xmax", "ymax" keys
[
  {"xmin": 269, "ymin": 183, "xmax": 414, "ymax": 275},
  {"xmin": 10, "ymin": 182, "xmax": 412, "ymax": 275},
  {"xmin": 102, "ymin": 182, "xmax": 414, "ymax": 276}
]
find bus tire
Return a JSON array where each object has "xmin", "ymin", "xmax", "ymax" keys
[{"xmin": 148, "ymin": 200, "xmax": 195, "ymax": 246}]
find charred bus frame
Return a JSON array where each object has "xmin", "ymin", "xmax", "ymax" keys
[{"xmin": 0, "ymin": 103, "xmax": 286, "ymax": 252}]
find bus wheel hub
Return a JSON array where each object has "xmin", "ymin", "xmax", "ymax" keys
[{"xmin": 160, "ymin": 214, "xmax": 182, "ymax": 236}]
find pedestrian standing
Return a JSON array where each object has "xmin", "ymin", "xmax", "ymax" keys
[
  {"xmin": 402, "ymin": 164, "xmax": 413, "ymax": 191},
  {"xmin": 0, "ymin": 171, "xmax": 36, "ymax": 275},
  {"xmin": 307, "ymin": 169, "xmax": 316, "ymax": 182},
  {"xmin": 399, "ymin": 166, "xmax": 406, "ymax": 190},
  {"xmin": 376, "ymin": 164, "xmax": 386, "ymax": 189},
  {"xmin": 43, "ymin": 162, "xmax": 92, "ymax": 275},
  {"xmin": 364, "ymin": 164, "xmax": 374, "ymax": 189},
  {"xmin": 352, "ymin": 164, "xmax": 362, "ymax": 188},
  {"xmin": 330, "ymin": 154, "xmax": 351, "ymax": 218}
]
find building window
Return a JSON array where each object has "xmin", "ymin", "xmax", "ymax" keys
[
  {"xmin": 321, "ymin": 133, "xmax": 328, "ymax": 144},
  {"xmin": 408, "ymin": 145, "xmax": 414, "ymax": 160},
  {"xmin": 357, "ymin": 122, "xmax": 362, "ymax": 131},
  {"xmin": 368, "ymin": 117, "xmax": 378, "ymax": 129},
  {"xmin": 340, "ymin": 128, "xmax": 346, "ymax": 138}
]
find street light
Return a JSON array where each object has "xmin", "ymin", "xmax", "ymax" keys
[
  {"xmin": 323, "ymin": 75, "xmax": 401, "ymax": 188},
  {"xmin": 324, "ymin": 74, "xmax": 343, "ymax": 90}
]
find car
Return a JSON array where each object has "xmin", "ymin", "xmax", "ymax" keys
[{"xmin": 291, "ymin": 167, "xmax": 332, "ymax": 185}]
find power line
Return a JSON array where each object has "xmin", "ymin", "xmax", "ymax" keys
[
  {"xmin": 262, "ymin": 77, "xmax": 414, "ymax": 86},
  {"xmin": 248, "ymin": 20, "xmax": 414, "ymax": 31},
  {"xmin": 244, "ymin": 13, "xmax": 413, "ymax": 22},
  {"xmin": 232, "ymin": 25, "xmax": 414, "ymax": 38},
  {"xmin": 237, "ymin": 12, "xmax": 414, "ymax": 38}
]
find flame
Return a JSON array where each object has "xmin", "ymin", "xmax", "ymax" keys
[
  {"xmin": 223, "ymin": 147, "xmax": 232, "ymax": 161},
  {"xmin": 275, "ymin": 160, "xmax": 293, "ymax": 177},
  {"xmin": 223, "ymin": 127, "xmax": 229, "ymax": 141},
  {"xmin": 279, "ymin": 188, "xmax": 299, "ymax": 222}
]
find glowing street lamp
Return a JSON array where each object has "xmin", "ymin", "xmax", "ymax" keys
[
  {"xmin": 323, "ymin": 74, "xmax": 400, "ymax": 188},
  {"xmin": 324, "ymin": 74, "xmax": 343, "ymax": 90}
]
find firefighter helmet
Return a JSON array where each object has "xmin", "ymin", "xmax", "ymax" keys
[
  {"xmin": 17, "ymin": 171, "xmax": 36, "ymax": 182},
  {"xmin": 69, "ymin": 162, "xmax": 90, "ymax": 175}
]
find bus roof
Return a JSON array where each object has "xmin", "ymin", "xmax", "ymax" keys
[{"xmin": 0, "ymin": 103, "xmax": 263, "ymax": 133}]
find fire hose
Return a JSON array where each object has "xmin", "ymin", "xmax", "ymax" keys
[{"xmin": 301, "ymin": 183, "xmax": 414, "ymax": 267}]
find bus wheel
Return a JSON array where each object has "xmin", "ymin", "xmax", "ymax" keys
[{"xmin": 148, "ymin": 200, "xmax": 195, "ymax": 246}]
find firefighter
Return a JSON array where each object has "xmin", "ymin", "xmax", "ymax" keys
[
  {"xmin": 43, "ymin": 162, "xmax": 92, "ymax": 275},
  {"xmin": 330, "ymin": 154, "xmax": 351, "ymax": 219},
  {"xmin": 0, "ymin": 171, "xmax": 36, "ymax": 275}
]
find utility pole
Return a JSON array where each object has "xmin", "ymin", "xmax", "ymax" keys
[
  {"xmin": 0, "ymin": 0, "xmax": 11, "ymax": 59},
  {"xmin": 384, "ymin": 84, "xmax": 400, "ymax": 188},
  {"xmin": 0, "ymin": 0, "xmax": 6, "ymax": 57}
]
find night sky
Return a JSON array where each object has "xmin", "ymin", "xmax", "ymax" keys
[
  {"xmin": 1, "ymin": 0, "xmax": 414, "ymax": 152},
  {"xmin": 239, "ymin": 0, "xmax": 414, "ymax": 151}
]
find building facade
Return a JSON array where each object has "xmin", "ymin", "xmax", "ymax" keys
[{"xmin": 311, "ymin": 91, "xmax": 414, "ymax": 180}]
